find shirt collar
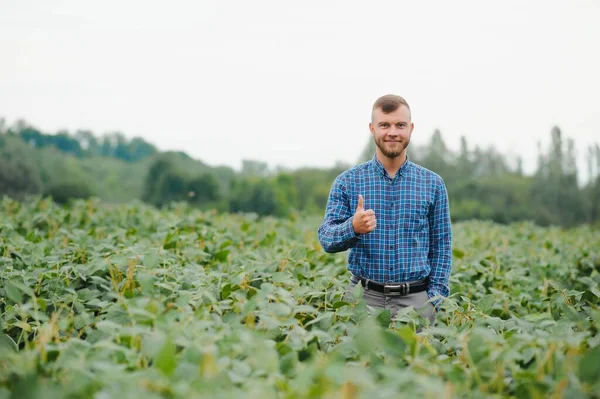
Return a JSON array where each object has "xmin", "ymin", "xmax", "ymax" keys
[{"xmin": 370, "ymin": 153, "xmax": 412, "ymax": 178}]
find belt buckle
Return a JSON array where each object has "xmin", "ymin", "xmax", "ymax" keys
[{"xmin": 383, "ymin": 282, "xmax": 409, "ymax": 296}]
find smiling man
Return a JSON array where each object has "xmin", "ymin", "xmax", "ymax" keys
[{"xmin": 317, "ymin": 94, "xmax": 452, "ymax": 325}]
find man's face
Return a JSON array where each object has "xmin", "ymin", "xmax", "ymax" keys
[{"xmin": 369, "ymin": 105, "xmax": 414, "ymax": 159}]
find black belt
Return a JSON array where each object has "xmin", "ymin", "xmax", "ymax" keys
[{"xmin": 351, "ymin": 275, "xmax": 428, "ymax": 296}]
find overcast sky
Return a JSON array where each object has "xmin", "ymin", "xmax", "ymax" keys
[{"xmin": 1, "ymin": 0, "xmax": 599, "ymax": 178}]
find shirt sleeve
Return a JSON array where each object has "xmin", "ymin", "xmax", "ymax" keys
[
  {"xmin": 426, "ymin": 178, "xmax": 452, "ymax": 306},
  {"xmin": 317, "ymin": 175, "xmax": 361, "ymax": 253}
]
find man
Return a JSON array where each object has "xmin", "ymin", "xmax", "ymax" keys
[{"xmin": 317, "ymin": 94, "xmax": 452, "ymax": 325}]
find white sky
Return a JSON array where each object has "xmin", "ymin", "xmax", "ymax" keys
[{"xmin": 1, "ymin": 0, "xmax": 599, "ymax": 178}]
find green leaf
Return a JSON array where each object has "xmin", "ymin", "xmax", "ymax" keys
[
  {"xmin": 478, "ymin": 294, "xmax": 495, "ymax": 314},
  {"xmin": 304, "ymin": 311, "xmax": 334, "ymax": 328},
  {"xmin": 452, "ymin": 248, "xmax": 465, "ymax": 258},
  {"xmin": 9, "ymin": 375, "xmax": 40, "ymax": 399},
  {"xmin": 332, "ymin": 301, "xmax": 349, "ymax": 309},
  {"xmin": 143, "ymin": 252, "xmax": 159, "ymax": 268},
  {"xmin": 579, "ymin": 345, "xmax": 600, "ymax": 385},
  {"xmin": 354, "ymin": 317, "xmax": 382, "ymax": 355},
  {"xmin": 279, "ymin": 351, "xmax": 298, "ymax": 377},
  {"xmin": 14, "ymin": 321, "xmax": 32, "ymax": 332},
  {"xmin": 381, "ymin": 330, "xmax": 408, "ymax": 356},
  {"xmin": 163, "ymin": 232, "xmax": 178, "ymax": 249},
  {"xmin": 8, "ymin": 374, "xmax": 63, "ymax": 399},
  {"xmin": 4, "ymin": 281, "xmax": 22, "ymax": 303},
  {"xmin": 221, "ymin": 283, "xmax": 232, "ymax": 300},
  {"xmin": 293, "ymin": 305, "xmax": 318, "ymax": 314},
  {"xmin": 155, "ymin": 336, "xmax": 177, "ymax": 377},
  {"xmin": 219, "ymin": 240, "xmax": 232, "ymax": 249},
  {"xmin": 213, "ymin": 249, "xmax": 230, "ymax": 262},
  {"xmin": 397, "ymin": 326, "xmax": 417, "ymax": 347},
  {"xmin": 0, "ymin": 334, "xmax": 17, "ymax": 353},
  {"xmin": 376, "ymin": 309, "xmax": 391, "ymax": 327},
  {"xmin": 467, "ymin": 329, "xmax": 488, "ymax": 365}
]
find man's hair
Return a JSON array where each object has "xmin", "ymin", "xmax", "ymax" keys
[{"xmin": 372, "ymin": 94, "xmax": 411, "ymax": 120}]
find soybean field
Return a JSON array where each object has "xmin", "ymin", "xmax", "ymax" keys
[{"xmin": 1, "ymin": 198, "xmax": 599, "ymax": 398}]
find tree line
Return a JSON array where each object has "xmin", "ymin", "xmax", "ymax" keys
[{"xmin": 0, "ymin": 117, "xmax": 598, "ymax": 227}]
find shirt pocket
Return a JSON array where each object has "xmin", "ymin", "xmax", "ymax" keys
[{"xmin": 401, "ymin": 200, "xmax": 429, "ymax": 232}]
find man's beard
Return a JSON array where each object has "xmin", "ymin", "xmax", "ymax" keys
[{"xmin": 375, "ymin": 137, "xmax": 409, "ymax": 158}]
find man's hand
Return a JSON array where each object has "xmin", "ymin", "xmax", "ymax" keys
[{"xmin": 352, "ymin": 194, "xmax": 376, "ymax": 234}]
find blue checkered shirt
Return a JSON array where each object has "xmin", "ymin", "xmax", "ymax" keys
[{"xmin": 317, "ymin": 155, "xmax": 452, "ymax": 301}]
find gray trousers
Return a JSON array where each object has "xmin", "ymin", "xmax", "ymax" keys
[{"xmin": 343, "ymin": 279, "xmax": 436, "ymax": 326}]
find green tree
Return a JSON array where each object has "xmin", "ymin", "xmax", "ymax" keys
[
  {"xmin": 128, "ymin": 137, "xmax": 158, "ymax": 162},
  {"xmin": 0, "ymin": 136, "xmax": 42, "ymax": 200},
  {"xmin": 584, "ymin": 144, "xmax": 600, "ymax": 224},
  {"xmin": 456, "ymin": 136, "xmax": 474, "ymax": 179},
  {"xmin": 187, "ymin": 173, "xmax": 222, "ymax": 208},
  {"xmin": 531, "ymin": 126, "xmax": 585, "ymax": 226},
  {"xmin": 44, "ymin": 181, "xmax": 94, "ymax": 204},
  {"xmin": 229, "ymin": 177, "xmax": 286, "ymax": 217},
  {"xmin": 143, "ymin": 155, "xmax": 222, "ymax": 208},
  {"xmin": 142, "ymin": 157, "xmax": 177, "ymax": 206}
]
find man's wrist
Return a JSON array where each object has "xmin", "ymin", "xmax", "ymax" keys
[
  {"xmin": 350, "ymin": 218, "xmax": 360, "ymax": 236},
  {"xmin": 344, "ymin": 218, "xmax": 361, "ymax": 240}
]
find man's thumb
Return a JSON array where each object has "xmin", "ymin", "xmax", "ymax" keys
[{"xmin": 357, "ymin": 194, "xmax": 364, "ymax": 211}]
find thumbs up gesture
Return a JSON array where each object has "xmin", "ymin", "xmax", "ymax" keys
[{"xmin": 352, "ymin": 194, "xmax": 377, "ymax": 234}]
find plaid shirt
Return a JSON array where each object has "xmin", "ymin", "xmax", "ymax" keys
[{"xmin": 317, "ymin": 155, "xmax": 452, "ymax": 301}]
